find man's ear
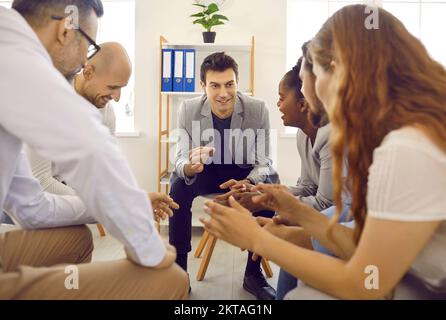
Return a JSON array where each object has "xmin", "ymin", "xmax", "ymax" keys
[
  {"xmin": 83, "ymin": 64, "xmax": 95, "ymax": 80},
  {"xmin": 200, "ymin": 80, "xmax": 206, "ymax": 92},
  {"xmin": 56, "ymin": 17, "xmax": 75, "ymax": 45}
]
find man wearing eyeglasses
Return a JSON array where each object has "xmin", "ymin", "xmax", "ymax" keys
[
  {"xmin": 0, "ymin": 0, "xmax": 188, "ymax": 299},
  {"xmin": 25, "ymin": 42, "xmax": 128, "ymax": 191}
]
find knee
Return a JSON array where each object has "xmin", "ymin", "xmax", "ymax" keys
[
  {"xmin": 137, "ymin": 263, "xmax": 189, "ymax": 300},
  {"xmin": 75, "ymin": 225, "xmax": 93, "ymax": 246},
  {"xmin": 170, "ymin": 178, "xmax": 194, "ymax": 201},
  {"xmin": 167, "ymin": 264, "xmax": 189, "ymax": 299},
  {"xmin": 70, "ymin": 225, "xmax": 94, "ymax": 263},
  {"xmin": 169, "ymin": 177, "xmax": 185, "ymax": 194}
]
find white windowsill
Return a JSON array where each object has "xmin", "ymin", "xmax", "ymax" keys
[
  {"xmin": 280, "ymin": 132, "xmax": 297, "ymax": 139},
  {"xmin": 115, "ymin": 131, "xmax": 140, "ymax": 138}
]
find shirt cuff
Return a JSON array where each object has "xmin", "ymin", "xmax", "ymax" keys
[{"xmin": 127, "ymin": 228, "xmax": 167, "ymax": 267}]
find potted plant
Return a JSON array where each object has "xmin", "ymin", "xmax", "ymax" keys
[{"xmin": 191, "ymin": 2, "xmax": 229, "ymax": 43}]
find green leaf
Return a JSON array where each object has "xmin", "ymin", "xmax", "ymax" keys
[
  {"xmin": 210, "ymin": 21, "xmax": 224, "ymax": 27},
  {"xmin": 211, "ymin": 14, "xmax": 229, "ymax": 21},
  {"xmin": 190, "ymin": 12, "xmax": 205, "ymax": 18},
  {"xmin": 193, "ymin": 18, "xmax": 210, "ymax": 30},
  {"xmin": 208, "ymin": 3, "xmax": 219, "ymax": 10},
  {"xmin": 192, "ymin": 2, "xmax": 227, "ymax": 32},
  {"xmin": 210, "ymin": 15, "xmax": 222, "ymax": 23},
  {"xmin": 204, "ymin": 3, "xmax": 219, "ymax": 15},
  {"xmin": 192, "ymin": 18, "xmax": 204, "ymax": 24}
]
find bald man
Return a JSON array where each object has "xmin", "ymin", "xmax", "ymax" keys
[
  {"xmin": 23, "ymin": 42, "xmax": 131, "ymax": 196},
  {"xmin": 73, "ymin": 41, "xmax": 132, "ymax": 134},
  {"xmin": 19, "ymin": 42, "xmax": 177, "ymax": 224}
]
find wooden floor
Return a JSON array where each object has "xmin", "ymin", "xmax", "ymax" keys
[{"xmin": 90, "ymin": 224, "xmax": 280, "ymax": 300}]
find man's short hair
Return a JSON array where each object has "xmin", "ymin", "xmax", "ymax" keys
[
  {"xmin": 12, "ymin": 0, "xmax": 104, "ymax": 27},
  {"xmin": 200, "ymin": 52, "xmax": 239, "ymax": 83}
]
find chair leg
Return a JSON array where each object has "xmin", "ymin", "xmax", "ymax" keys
[
  {"xmin": 194, "ymin": 230, "xmax": 210, "ymax": 258},
  {"xmin": 96, "ymin": 223, "xmax": 106, "ymax": 237},
  {"xmin": 196, "ymin": 234, "xmax": 217, "ymax": 281},
  {"xmin": 261, "ymin": 258, "xmax": 274, "ymax": 278}
]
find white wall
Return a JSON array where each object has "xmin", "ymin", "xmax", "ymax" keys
[{"xmin": 117, "ymin": 0, "xmax": 300, "ymax": 191}]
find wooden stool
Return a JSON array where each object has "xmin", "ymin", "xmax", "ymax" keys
[
  {"xmin": 194, "ymin": 229, "xmax": 274, "ymax": 281},
  {"xmin": 96, "ymin": 223, "xmax": 106, "ymax": 237}
]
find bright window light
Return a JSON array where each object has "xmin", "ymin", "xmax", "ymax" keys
[
  {"xmin": 286, "ymin": 0, "xmax": 446, "ymax": 134},
  {"xmin": 0, "ymin": 0, "xmax": 136, "ymax": 133}
]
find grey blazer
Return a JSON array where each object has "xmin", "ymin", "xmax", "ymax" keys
[{"xmin": 173, "ymin": 91, "xmax": 276, "ymax": 185}]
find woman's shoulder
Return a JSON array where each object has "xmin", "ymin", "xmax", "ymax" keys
[
  {"xmin": 379, "ymin": 126, "xmax": 446, "ymax": 161},
  {"xmin": 313, "ymin": 123, "xmax": 332, "ymax": 149}
]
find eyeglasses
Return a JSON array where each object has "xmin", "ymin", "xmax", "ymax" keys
[{"xmin": 51, "ymin": 15, "xmax": 101, "ymax": 60}]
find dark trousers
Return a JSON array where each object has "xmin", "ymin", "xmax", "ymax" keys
[{"xmin": 169, "ymin": 164, "xmax": 274, "ymax": 274}]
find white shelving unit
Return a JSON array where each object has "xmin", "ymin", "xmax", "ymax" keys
[
  {"xmin": 161, "ymin": 91, "xmax": 253, "ymax": 97},
  {"xmin": 162, "ymin": 43, "xmax": 252, "ymax": 52}
]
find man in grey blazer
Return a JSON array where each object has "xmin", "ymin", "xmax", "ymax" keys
[{"xmin": 169, "ymin": 52, "xmax": 278, "ymax": 300}]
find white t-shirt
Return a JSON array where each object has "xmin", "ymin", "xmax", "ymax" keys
[
  {"xmin": 99, "ymin": 103, "xmax": 116, "ymax": 136},
  {"xmin": 367, "ymin": 126, "xmax": 446, "ymax": 291}
]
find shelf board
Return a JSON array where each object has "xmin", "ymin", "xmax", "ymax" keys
[
  {"xmin": 161, "ymin": 91, "xmax": 203, "ymax": 96},
  {"xmin": 162, "ymin": 43, "xmax": 252, "ymax": 52},
  {"xmin": 161, "ymin": 91, "xmax": 253, "ymax": 97},
  {"xmin": 160, "ymin": 173, "xmax": 172, "ymax": 185},
  {"xmin": 160, "ymin": 137, "xmax": 179, "ymax": 144}
]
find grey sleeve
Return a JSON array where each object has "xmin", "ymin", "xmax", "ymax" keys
[
  {"xmin": 299, "ymin": 141, "xmax": 334, "ymax": 211},
  {"xmin": 173, "ymin": 101, "xmax": 196, "ymax": 185},
  {"xmin": 247, "ymin": 102, "xmax": 277, "ymax": 184},
  {"xmin": 288, "ymin": 132, "xmax": 318, "ymax": 197},
  {"xmin": 288, "ymin": 178, "xmax": 318, "ymax": 197}
]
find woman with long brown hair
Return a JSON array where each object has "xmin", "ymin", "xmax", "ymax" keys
[{"xmin": 200, "ymin": 4, "xmax": 446, "ymax": 299}]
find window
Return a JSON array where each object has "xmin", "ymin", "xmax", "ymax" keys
[
  {"xmin": 286, "ymin": 0, "xmax": 446, "ymax": 134},
  {"xmin": 0, "ymin": 0, "xmax": 136, "ymax": 133},
  {"xmin": 98, "ymin": 0, "xmax": 135, "ymax": 133}
]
